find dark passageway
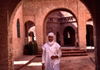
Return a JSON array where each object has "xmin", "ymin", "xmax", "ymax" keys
[{"xmin": 63, "ymin": 26, "xmax": 75, "ymax": 46}]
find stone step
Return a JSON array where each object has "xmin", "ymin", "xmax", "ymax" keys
[
  {"xmin": 62, "ymin": 51, "xmax": 87, "ymax": 54},
  {"xmin": 37, "ymin": 51, "xmax": 86, "ymax": 54},
  {"xmin": 36, "ymin": 53, "xmax": 88, "ymax": 57},
  {"xmin": 62, "ymin": 53, "xmax": 88, "ymax": 57},
  {"xmin": 37, "ymin": 51, "xmax": 87, "ymax": 57},
  {"xmin": 37, "ymin": 48, "xmax": 87, "ymax": 57},
  {"xmin": 61, "ymin": 48, "xmax": 81, "ymax": 51}
]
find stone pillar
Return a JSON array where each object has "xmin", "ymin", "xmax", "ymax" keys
[
  {"xmin": 95, "ymin": 22, "xmax": 100, "ymax": 70},
  {"xmin": 95, "ymin": 16, "xmax": 100, "ymax": 70},
  {"xmin": 78, "ymin": 1, "xmax": 86, "ymax": 50},
  {"xmin": 35, "ymin": 15, "xmax": 44, "ymax": 51},
  {"xmin": 95, "ymin": 1, "xmax": 100, "ymax": 70},
  {"xmin": 0, "ymin": 18, "xmax": 9, "ymax": 70},
  {"xmin": 0, "ymin": 1, "xmax": 11, "ymax": 70}
]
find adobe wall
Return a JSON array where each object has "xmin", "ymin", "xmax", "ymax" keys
[
  {"xmin": 23, "ymin": 0, "xmax": 78, "ymax": 51},
  {"xmin": 23, "ymin": 0, "xmax": 91, "ymax": 50},
  {"xmin": 12, "ymin": 5, "xmax": 25, "ymax": 59},
  {"xmin": 78, "ymin": 1, "xmax": 91, "ymax": 49},
  {"xmin": 46, "ymin": 23, "xmax": 61, "ymax": 42}
]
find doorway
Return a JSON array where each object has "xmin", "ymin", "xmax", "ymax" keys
[
  {"xmin": 86, "ymin": 25, "xmax": 94, "ymax": 46},
  {"xmin": 63, "ymin": 26, "xmax": 75, "ymax": 46}
]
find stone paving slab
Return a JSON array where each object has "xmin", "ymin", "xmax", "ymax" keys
[
  {"xmin": 60, "ymin": 56, "xmax": 95, "ymax": 70},
  {"xmin": 90, "ymin": 57, "xmax": 95, "ymax": 63},
  {"xmin": 14, "ymin": 55, "xmax": 36, "ymax": 70},
  {"xmin": 19, "ymin": 56, "xmax": 95, "ymax": 70},
  {"xmin": 87, "ymin": 49, "xmax": 95, "ymax": 63}
]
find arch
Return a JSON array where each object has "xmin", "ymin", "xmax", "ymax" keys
[
  {"xmin": 62, "ymin": 24, "xmax": 77, "ymax": 35},
  {"xmin": 24, "ymin": 19, "xmax": 35, "ymax": 24},
  {"xmin": 43, "ymin": 8, "xmax": 78, "ymax": 44},
  {"xmin": 80, "ymin": 0, "xmax": 95, "ymax": 20},
  {"xmin": 86, "ymin": 18, "xmax": 93, "ymax": 26},
  {"xmin": 10, "ymin": 1, "xmax": 23, "ymax": 26},
  {"xmin": 44, "ymin": 8, "xmax": 78, "ymax": 21},
  {"xmin": 24, "ymin": 21, "xmax": 36, "ymax": 43},
  {"xmin": 86, "ymin": 25, "xmax": 94, "ymax": 46},
  {"xmin": 86, "ymin": 22, "xmax": 93, "ymax": 26},
  {"xmin": 25, "ymin": 21, "xmax": 35, "ymax": 37},
  {"xmin": 63, "ymin": 26, "xmax": 75, "ymax": 46},
  {"xmin": 87, "ymin": 18, "xmax": 92, "ymax": 21}
]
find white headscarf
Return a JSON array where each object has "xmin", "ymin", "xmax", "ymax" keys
[{"xmin": 47, "ymin": 32, "xmax": 55, "ymax": 46}]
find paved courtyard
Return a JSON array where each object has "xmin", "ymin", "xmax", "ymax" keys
[
  {"xmin": 14, "ymin": 48, "xmax": 95, "ymax": 70},
  {"xmin": 18, "ymin": 56, "xmax": 95, "ymax": 70}
]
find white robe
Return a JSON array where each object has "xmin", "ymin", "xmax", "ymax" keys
[{"xmin": 42, "ymin": 42, "xmax": 62, "ymax": 70}]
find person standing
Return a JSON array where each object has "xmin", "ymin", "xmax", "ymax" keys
[{"xmin": 42, "ymin": 32, "xmax": 62, "ymax": 70}]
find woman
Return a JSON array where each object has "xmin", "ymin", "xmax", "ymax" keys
[{"xmin": 42, "ymin": 32, "xmax": 62, "ymax": 70}]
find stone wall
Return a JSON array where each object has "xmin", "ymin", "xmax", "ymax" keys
[
  {"xmin": 12, "ymin": 5, "xmax": 25, "ymax": 59},
  {"xmin": 78, "ymin": 1, "xmax": 91, "ymax": 49},
  {"xmin": 46, "ymin": 23, "xmax": 61, "ymax": 42},
  {"xmin": 22, "ymin": 0, "xmax": 91, "ymax": 50},
  {"xmin": 0, "ymin": 1, "xmax": 8, "ymax": 70}
]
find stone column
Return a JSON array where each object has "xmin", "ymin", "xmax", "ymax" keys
[
  {"xmin": 94, "ymin": 21, "xmax": 100, "ymax": 70},
  {"xmin": 0, "ymin": 1, "xmax": 14, "ymax": 70},
  {"xmin": 0, "ymin": 15, "xmax": 9, "ymax": 70},
  {"xmin": 95, "ymin": 1, "xmax": 100, "ymax": 70},
  {"xmin": 78, "ymin": 1, "xmax": 86, "ymax": 50}
]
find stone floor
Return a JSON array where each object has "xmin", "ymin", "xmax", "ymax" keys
[
  {"xmin": 60, "ymin": 56, "xmax": 95, "ymax": 70},
  {"xmin": 87, "ymin": 48, "xmax": 95, "ymax": 63},
  {"xmin": 14, "ymin": 47, "xmax": 95, "ymax": 70},
  {"xmin": 17, "ymin": 56, "xmax": 95, "ymax": 70},
  {"xmin": 14, "ymin": 55, "xmax": 36, "ymax": 70}
]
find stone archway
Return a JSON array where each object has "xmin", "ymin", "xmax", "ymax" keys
[
  {"xmin": 86, "ymin": 25, "xmax": 94, "ymax": 46},
  {"xmin": 25, "ymin": 21, "xmax": 36, "ymax": 44},
  {"xmin": 44, "ymin": 8, "xmax": 78, "ymax": 44},
  {"xmin": 86, "ymin": 19, "xmax": 94, "ymax": 46},
  {"xmin": 63, "ymin": 26, "xmax": 75, "ymax": 46}
]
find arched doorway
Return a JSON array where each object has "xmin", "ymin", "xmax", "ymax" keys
[
  {"xmin": 46, "ymin": 10, "xmax": 77, "ymax": 45},
  {"xmin": 86, "ymin": 25, "xmax": 94, "ymax": 46},
  {"xmin": 63, "ymin": 26, "xmax": 75, "ymax": 46},
  {"xmin": 25, "ymin": 21, "xmax": 36, "ymax": 44}
]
